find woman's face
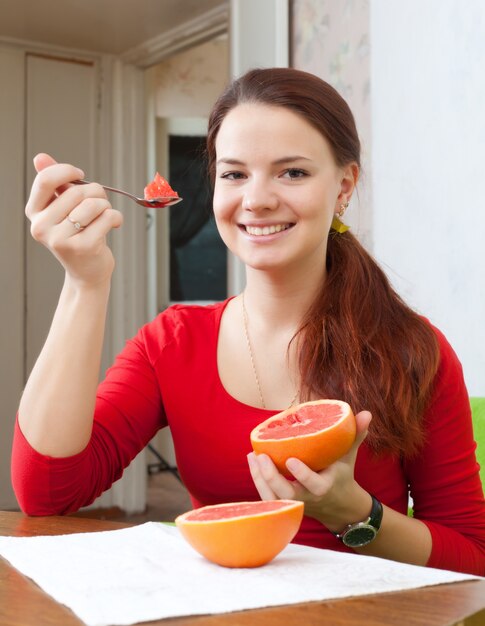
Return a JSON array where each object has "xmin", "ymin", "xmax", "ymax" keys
[{"xmin": 213, "ymin": 103, "xmax": 355, "ymax": 275}]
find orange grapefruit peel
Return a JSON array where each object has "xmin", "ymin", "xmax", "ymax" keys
[
  {"xmin": 250, "ymin": 399, "xmax": 357, "ymax": 476},
  {"xmin": 175, "ymin": 499, "xmax": 304, "ymax": 568}
]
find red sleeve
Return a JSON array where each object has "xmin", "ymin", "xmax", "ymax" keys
[
  {"xmin": 405, "ymin": 326, "xmax": 485, "ymax": 575},
  {"xmin": 11, "ymin": 323, "xmax": 168, "ymax": 516}
]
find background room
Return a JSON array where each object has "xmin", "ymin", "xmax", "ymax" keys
[{"xmin": 1, "ymin": 0, "xmax": 483, "ymax": 521}]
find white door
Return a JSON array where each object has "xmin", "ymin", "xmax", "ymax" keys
[
  {"xmin": 0, "ymin": 49, "xmax": 99, "ymax": 509},
  {"xmin": 25, "ymin": 54, "xmax": 98, "ymax": 374},
  {"xmin": 0, "ymin": 44, "xmax": 25, "ymax": 509}
]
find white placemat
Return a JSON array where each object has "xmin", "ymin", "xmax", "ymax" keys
[{"xmin": 0, "ymin": 522, "xmax": 479, "ymax": 626}]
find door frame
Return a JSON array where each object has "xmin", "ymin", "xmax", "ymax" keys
[{"xmin": 145, "ymin": 0, "xmax": 289, "ymax": 312}]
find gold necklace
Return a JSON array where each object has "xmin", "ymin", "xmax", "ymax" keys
[{"xmin": 241, "ymin": 291, "xmax": 299, "ymax": 410}]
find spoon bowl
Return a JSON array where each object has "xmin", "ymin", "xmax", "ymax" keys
[{"xmin": 72, "ymin": 179, "xmax": 182, "ymax": 208}]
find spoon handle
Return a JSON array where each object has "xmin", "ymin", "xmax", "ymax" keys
[{"xmin": 72, "ymin": 179, "xmax": 138, "ymax": 202}]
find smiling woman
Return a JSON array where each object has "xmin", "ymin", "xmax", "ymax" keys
[
  {"xmin": 11, "ymin": 67, "xmax": 485, "ymax": 577},
  {"xmin": 212, "ymin": 101, "xmax": 355, "ymax": 275}
]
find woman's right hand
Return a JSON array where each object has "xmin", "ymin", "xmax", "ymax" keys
[
  {"xmin": 247, "ymin": 410, "xmax": 373, "ymax": 532},
  {"xmin": 26, "ymin": 153, "xmax": 123, "ymax": 288}
]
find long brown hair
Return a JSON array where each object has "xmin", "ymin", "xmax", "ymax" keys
[{"xmin": 207, "ymin": 68, "xmax": 440, "ymax": 457}]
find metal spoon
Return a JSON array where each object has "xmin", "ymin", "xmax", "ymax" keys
[{"xmin": 72, "ymin": 179, "xmax": 182, "ymax": 208}]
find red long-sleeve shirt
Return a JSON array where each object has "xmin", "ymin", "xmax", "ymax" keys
[{"xmin": 11, "ymin": 300, "xmax": 485, "ymax": 575}]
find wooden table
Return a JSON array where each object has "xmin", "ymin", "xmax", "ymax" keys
[{"xmin": 0, "ymin": 511, "xmax": 484, "ymax": 626}]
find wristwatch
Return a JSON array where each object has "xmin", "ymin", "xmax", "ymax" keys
[{"xmin": 332, "ymin": 495, "xmax": 383, "ymax": 548}]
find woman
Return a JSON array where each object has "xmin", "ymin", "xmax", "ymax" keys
[{"xmin": 12, "ymin": 68, "xmax": 485, "ymax": 575}]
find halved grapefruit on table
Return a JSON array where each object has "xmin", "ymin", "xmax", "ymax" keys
[
  {"xmin": 175, "ymin": 500, "xmax": 304, "ymax": 568},
  {"xmin": 250, "ymin": 399, "xmax": 357, "ymax": 476}
]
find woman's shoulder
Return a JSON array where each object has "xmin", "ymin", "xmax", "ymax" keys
[
  {"xmin": 418, "ymin": 317, "xmax": 470, "ymax": 414},
  {"xmin": 420, "ymin": 317, "xmax": 464, "ymax": 372},
  {"xmin": 157, "ymin": 298, "xmax": 233, "ymax": 327},
  {"xmin": 136, "ymin": 298, "xmax": 233, "ymax": 353}
]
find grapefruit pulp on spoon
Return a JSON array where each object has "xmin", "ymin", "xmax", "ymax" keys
[
  {"xmin": 250, "ymin": 399, "xmax": 356, "ymax": 476},
  {"xmin": 144, "ymin": 172, "xmax": 179, "ymax": 201},
  {"xmin": 175, "ymin": 500, "xmax": 304, "ymax": 568}
]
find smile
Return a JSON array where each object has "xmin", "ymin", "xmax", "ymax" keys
[{"xmin": 244, "ymin": 224, "xmax": 293, "ymax": 236}]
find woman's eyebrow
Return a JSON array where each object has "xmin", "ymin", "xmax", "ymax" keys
[
  {"xmin": 216, "ymin": 155, "xmax": 311, "ymax": 166},
  {"xmin": 273, "ymin": 156, "xmax": 312, "ymax": 165},
  {"xmin": 216, "ymin": 158, "xmax": 245, "ymax": 166}
]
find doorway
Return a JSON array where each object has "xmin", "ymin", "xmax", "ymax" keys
[
  {"xmin": 168, "ymin": 133, "xmax": 227, "ymax": 303},
  {"xmin": 146, "ymin": 35, "xmax": 229, "ymax": 315},
  {"xmin": 145, "ymin": 35, "xmax": 229, "ymax": 468}
]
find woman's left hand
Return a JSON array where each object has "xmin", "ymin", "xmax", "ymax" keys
[{"xmin": 247, "ymin": 410, "xmax": 373, "ymax": 532}]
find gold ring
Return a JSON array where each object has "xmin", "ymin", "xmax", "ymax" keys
[{"xmin": 66, "ymin": 215, "xmax": 85, "ymax": 231}]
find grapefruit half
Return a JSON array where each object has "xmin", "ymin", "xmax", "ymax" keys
[
  {"xmin": 175, "ymin": 500, "xmax": 304, "ymax": 568},
  {"xmin": 250, "ymin": 399, "xmax": 356, "ymax": 476}
]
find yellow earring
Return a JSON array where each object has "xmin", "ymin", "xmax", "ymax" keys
[{"xmin": 331, "ymin": 201, "xmax": 350, "ymax": 233}]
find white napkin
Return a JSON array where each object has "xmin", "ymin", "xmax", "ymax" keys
[{"xmin": 0, "ymin": 522, "xmax": 479, "ymax": 626}]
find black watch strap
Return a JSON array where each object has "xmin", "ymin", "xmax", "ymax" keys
[{"xmin": 332, "ymin": 495, "xmax": 383, "ymax": 547}]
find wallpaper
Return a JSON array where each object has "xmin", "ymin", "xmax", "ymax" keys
[
  {"xmin": 154, "ymin": 36, "xmax": 229, "ymax": 118},
  {"xmin": 291, "ymin": 0, "xmax": 372, "ymax": 241}
]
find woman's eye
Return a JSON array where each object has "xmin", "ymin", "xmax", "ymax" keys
[
  {"xmin": 220, "ymin": 171, "xmax": 246, "ymax": 180},
  {"xmin": 283, "ymin": 168, "xmax": 308, "ymax": 179}
]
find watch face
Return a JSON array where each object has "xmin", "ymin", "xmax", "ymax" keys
[{"xmin": 342, "ymin": 525, "xmax": 377, "ymax": 548}]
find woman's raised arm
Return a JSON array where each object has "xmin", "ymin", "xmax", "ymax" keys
[{"xmin": 18, "ymin": 153, "xmax": 123, "ymax": 457}]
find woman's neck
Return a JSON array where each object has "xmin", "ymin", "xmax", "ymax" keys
[{"xmin": 243, "ymin": 263, "xmax": 326, "ymax": 332}]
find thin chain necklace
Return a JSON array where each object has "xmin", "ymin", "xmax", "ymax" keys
[{"xmin": 241, "ymin": 291, "xmax": 299, "ymax": 410}]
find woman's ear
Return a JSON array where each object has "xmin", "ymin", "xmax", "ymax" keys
[{"xmin": 337, "ymin": 162, "xmax": 359, "ymax": 204}]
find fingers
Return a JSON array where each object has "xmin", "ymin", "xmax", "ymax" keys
[
  {"xmin": 26, "ymin": 154, "xmax": 124, "ymax": 286},
  {"xmin": 355, "ymin": 410, "xmax": 372, "ymax": 445},
  {"xmin": 29, "ymin": 185, "xmax": 112, "ymax": 244},
  {"xmin": 33, "ymin": 152, "xmax": 58, "ymax": 173},
  {"xmin": 60, "ymin": 195, "xmax": 111, "ymax": 233},
  {"xmin": 47, "ymin": 198, "xmax": 122, "ymax": 247},
  {"xmin": 289, "ymin": 411, "xmax": 373, "ymax": 498},
  {"xmin": 285, "ymin": 457, "xmax": 330, "ymax": 498},
  {"xmin": 338, "ymin": 410, "xmax": 372, "ymax": 467},
  {"xmin": 26, "ymin": 160, "xmax": 86, "ymax": 221},
  {"xmin": 247, "ymin": 452, "xmax": 297, "ymax": 501},
  {"xmin": 247, "ymin": 453, "xmax": 276, "ymax": 500},
  {"xmin": 72, "ymin": 205, "xmax": 123, "ymax": 242},
  {"xmin": 65, "ymin": 202, "xmax": 124, "ymax": 236}
]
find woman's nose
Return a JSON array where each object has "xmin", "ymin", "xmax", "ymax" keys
[{"xmin": 242, "ymin": 184, "xmax": 279, "ymax": 212}]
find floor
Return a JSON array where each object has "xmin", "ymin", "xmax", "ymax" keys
[
  {"xmin": 71, "ymin": 469, "xmax": 193, "ymax": 525},
  {"xmin": 126, "ymin": 469, "xmax": 193, "ymax": 523}
]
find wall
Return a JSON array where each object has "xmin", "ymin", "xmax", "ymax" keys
[
  {"xmin": 370, "ymin": 0, "xmax": 485, "ymax": 396},
  {"xmin": 291, "ymin": 0, "xmax": 372, "ymax": 247},
  {"xmin": 1, "ymin": 8, "xmax": 231, "ymax": 513},
  {"xmin": 153, "ymin": 36, "xmax": 229, "ymax": 118},
  {"xmin": 291, "ymin": 0, "xmax": 484, "ymax": 396},
  {"xmin": 0, "ymin": 45, "xmax": 24, "ymax": 509},
  {"xmin": 0, "ymin": 46, "xmax": 100, "ymax": 509},
  {"xmin": 0, "ymin": 41, "xmax": 149, "ymax": 512}
]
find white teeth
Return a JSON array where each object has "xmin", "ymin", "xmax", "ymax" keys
[{"xmin": 245, "ymin": 224, "xmax": 289, "ymax": 236}]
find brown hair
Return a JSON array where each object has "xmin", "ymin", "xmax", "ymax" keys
[{"xmin": 207, "ymin": 68, "xmax": 440, "ymax": 457}]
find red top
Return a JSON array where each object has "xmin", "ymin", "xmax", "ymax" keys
[{"xmin": 11, "ymin": 300, "xmax": 485, "ymax": 575}]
